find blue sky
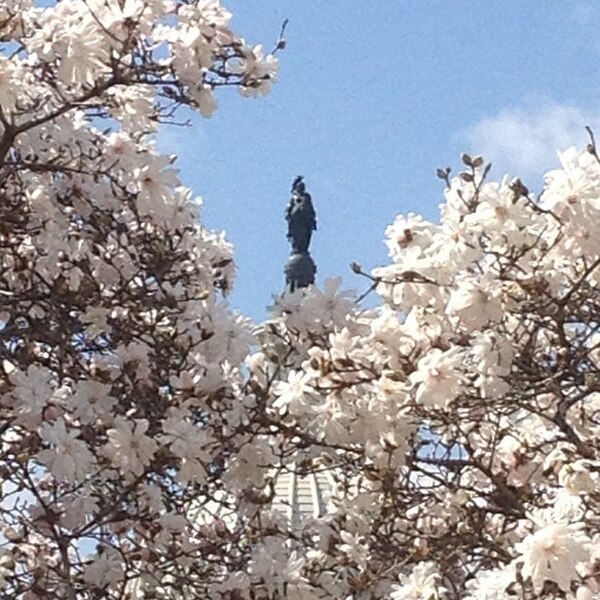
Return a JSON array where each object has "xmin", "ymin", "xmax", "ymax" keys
[{"xmin": 159, "ymin": 1, "xmax": 600, "ymax": 320}]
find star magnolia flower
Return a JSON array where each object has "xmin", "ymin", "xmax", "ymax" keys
[
  {"xmin": 410, "ymin": 347, "xmax": 464, "ymax": 409},
  {"xmin": 390, "ymin": 561, "xmax": 445, "ymax": 600},
  {"xmin": 239, "ymin": 44, "xmax": 279, "ymax": 97},
  {"xmin": 9, "ymin": 364, "xmax": 54, "ymax": 427},
  {"xmin": 82, "ymin": 548, "xmax": 123, "ymax": 588},
  {"xmin": 36, "ymin": 419, "xmax": 96, "ymax": 482},
  {"xmin": 248, "ymin": 538, "xmax": 305, "ymax": 594},
  {"xmin": 298, "ymin": 277, "xmax": 356, "ymax": 328},
  {"xmin": 558, "ymin": 460, "xmax": 598, "ymax": 495},
  {"xmin": 515, "ymin": 521, "xmax": 591, "ymax": 592},
  {"xmin": 272, "ymin": 370, "xmax": 313, "ymax": 415},
  {"xmin": 465, "ymin": 566, "xmax": 515, "ymax": 600},
  {"xmin": 445, "ymin": 277, "xmax": 504, "ymax": 330},
  {"xmin": 105, "ymin": 417, "xmax": 157, "ymax": 477}
]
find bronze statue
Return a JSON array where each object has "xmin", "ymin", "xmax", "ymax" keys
[
  {"xmin": 286, "ymin": 176, "xmax": 316, "ymax": 253},
  {"xmin": 284, "ymin": 176, "xmax": 317, "ymax": 292}
]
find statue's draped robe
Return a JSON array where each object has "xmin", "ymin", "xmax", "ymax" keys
[{"xmin": 286, "ymin": 192, "xmax": 316, "ymax": 254}]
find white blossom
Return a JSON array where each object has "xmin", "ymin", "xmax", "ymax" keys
[
  {"xmin": 410, "ymin": 347, "xmax": 464, "ymax": 408},
  {"xmin": 36, "ymin": 419, "xmax": 96, "ymax": 482},
  {"xmin": 390, "ymin": 561, "xmax": 445, "ymax": 600},
  {"xmin": 515, "ymin": 520, "xmax": 591, "ymax": 592},
  {"xmin": 104, "ymin": 417, "xmax": 158, "ymax": 477},
  {"xmin": 273, "ymin": 370, "xmax": 313, "ymax": 414}
]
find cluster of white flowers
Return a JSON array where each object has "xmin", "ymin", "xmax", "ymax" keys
[
  {"xmin": 0, "ymin": 1, "xmax": 280, "ymax": 597},
  {"xmin": 228, "ymin": 149, "xmax": 600, "ymax": 598}
]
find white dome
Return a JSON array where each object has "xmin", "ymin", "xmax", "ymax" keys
[{"xmin": 272, "ymin": 460, "xmax": 335, "ymax": 532}]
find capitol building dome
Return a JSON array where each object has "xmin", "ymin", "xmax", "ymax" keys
[
  {"xmin": 272, "ymin": 459, "xmax": 335, "ymax": 532},
  {"xmin": 126, "ymin": 461, "xmax": 335, "ymax": 598}
]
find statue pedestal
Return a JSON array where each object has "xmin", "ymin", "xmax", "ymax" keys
[{"xmin": 284, "ymin": 252, "xmax": 316, "ymax": 292}]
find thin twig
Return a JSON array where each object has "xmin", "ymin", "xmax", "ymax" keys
[
  {"xmin": 272, "ymin": 18, "xmax": 289, "ymax": 54},
  {"xmin": 585, "ymin": 125, "xmax": 600, "ymax": 165}
]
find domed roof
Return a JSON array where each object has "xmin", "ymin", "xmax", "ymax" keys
[{"xmin": 272, "ymin": 460, "xmax": 335, "ymax": 532}]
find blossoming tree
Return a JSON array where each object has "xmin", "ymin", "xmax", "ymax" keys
[
  {"xmin": 235, "ymin": 150, "xmax": 600, "ymax": 599},
  {"xmin": 0, "ymin": 0, "xmax": 279, "ymax": 597}
]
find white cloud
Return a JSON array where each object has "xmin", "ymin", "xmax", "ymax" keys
[{"xmin": 460, "ymin": 101, "xmax": 600, "ymax": 182}]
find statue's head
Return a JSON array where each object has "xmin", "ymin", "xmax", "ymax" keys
[{"xmin": 291, "ymin": 175, "xmax": 305, "ymax": 195}]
